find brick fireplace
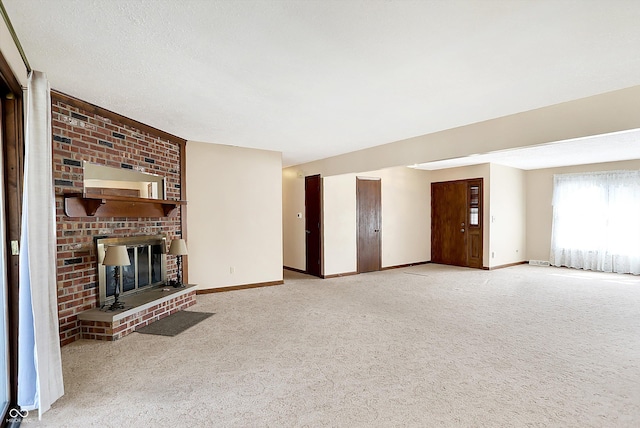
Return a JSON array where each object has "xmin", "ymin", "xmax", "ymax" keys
[{"xmin": 52, "ymin": 91, "xmax": 193, "ymax": 345}]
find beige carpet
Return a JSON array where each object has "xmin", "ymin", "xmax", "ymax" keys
[{"xmin": 26, "ymin": 264, "xmax": 640, "ymax": 427}]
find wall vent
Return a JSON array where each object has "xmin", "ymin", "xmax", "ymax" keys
[{"xmin": 529, "ymin": 260, "xmax": 550, "ymax": 266}]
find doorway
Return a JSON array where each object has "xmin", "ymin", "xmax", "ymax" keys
[
  {"xmin": 357, "ymin": 177, "xmax": 381, "ymax": 273},
  {"xmin": 431, "ymin": 178, "xmax": 483, "ymax": 268},
  {"xmin": 1, "ymin": 52, "xmax": 24, "ymax": 423},
  {"xmin": 305, "ymin": 175, "xmax": 322, "ymax": 277}
]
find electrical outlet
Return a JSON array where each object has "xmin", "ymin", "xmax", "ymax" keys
[
  {"xmin": 10, "ymin": 240, "xmax": 19, "ymax": 256},
  {"xmin": 230, "ymin": 266, "xmax": 235, "ymax": 274}
]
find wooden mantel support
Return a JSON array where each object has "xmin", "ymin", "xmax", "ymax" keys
[{"xmin": 63, "ymin": 193, "xmax": 185, "ymax": 218}]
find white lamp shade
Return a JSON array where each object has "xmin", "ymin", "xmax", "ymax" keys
[
  {"xmin": 169, "ymin": 239, "xmax": 188, "ymax": 256},
  {"xmin": 102, "ymin": 245, "xmax": 131, "ymax": 266}
]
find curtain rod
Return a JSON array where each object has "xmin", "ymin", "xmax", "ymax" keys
[{"xmin": 0, "ymin": 0, "xmax": 32, "ymax": 73}]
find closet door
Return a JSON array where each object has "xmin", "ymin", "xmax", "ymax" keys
[
  {"xmin": 305, "ymin": 175, "xmax": 322, "ymax": 277},
  {"xmin": 357, "ymin": 178, "xmax": 381, "ymax": 273}
]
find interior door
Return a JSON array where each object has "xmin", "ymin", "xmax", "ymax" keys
[
  {"xmin": 431, "ymin": 180, "xmax": 467, "ymax": 266},
  {"xmin": 305, "ymin": 175, "xmax": 322, "ymax": 277},
  {"xmin": 431, "ymin": 178, "xmax": 483, "ymax": 268},
  {"xmin": 357, "ymin": 178, "xmax": 381, "ymax": 273}
]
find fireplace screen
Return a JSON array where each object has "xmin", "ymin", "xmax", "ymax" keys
[{"xmin": 97, "ymin": 235, "xmax": 167, "ymax": 307}]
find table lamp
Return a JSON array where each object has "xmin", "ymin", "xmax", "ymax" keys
[
  {"xmin": 168, "ymin": 238, "xmax": 188, "ymax": 287},
  {"xmin": 102, "ymin": 245, "xmax": 130, "ymax": 310}
]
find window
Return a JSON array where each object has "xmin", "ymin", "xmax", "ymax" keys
[{"xmin": 550, "ymin": 170, "xmax": 640, "ymax": 274}]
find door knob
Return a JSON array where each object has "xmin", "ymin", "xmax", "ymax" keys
[
  {"xmin": 374, "ymin": 229, "xmax": 380, "ymax": 232},
  {"xmin": 460, "ymin": 228, "xmax": 465, "ymax": 233},
  {"xmin": 305, "ymin": 230, "xmax": 311, "ymax": 234}
]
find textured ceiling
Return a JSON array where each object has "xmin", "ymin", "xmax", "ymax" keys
[{"xmin": 4, "ymin": 0, "xmax": 640, "ymax": 167}]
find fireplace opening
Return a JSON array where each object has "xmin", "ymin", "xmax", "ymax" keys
[{"xmin": 96, "ymin": 235, "xmax": 167, "ymax": 307}]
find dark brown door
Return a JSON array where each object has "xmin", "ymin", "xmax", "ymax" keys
[
  {"xmin": 431, "ymin": 178, "xmax": 483, "ymax": 268},
  {"xmin": 357, "ymin": 178, "xmax": 381, "ymax": 273},
  {"xmin": 431, "ymin": 180, "xmax": 467, "ymax": 266},
  {"xmin": 305, "ymin": 175, "xmax": 322, "ymax": 277}
]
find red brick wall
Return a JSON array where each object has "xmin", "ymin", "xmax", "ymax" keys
[{"xmin": 52, "ymin": 94, "xmax": 184, "ymax": 346}]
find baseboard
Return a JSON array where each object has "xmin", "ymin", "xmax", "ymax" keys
[
  {"xmin": 321, "ymin": 261, "xmax": 431, "ymax": 278},
  {"xmin": 196, "ymin": 280, "xmax": 284, "ymax": 294},
  {"xmin": 482, "ymin": 261, "xmax": 528, "ymax": 270},
  {"xmin": 381, "ymin": 261, "xmax": 430, "ymax": 271},
  {"xmin": 283, "ymin": 266, "xmax": 307, "ymax": 274},
  {"xmin": 321, "ymin": 271, "xmax": 358, "ymax": 279}
]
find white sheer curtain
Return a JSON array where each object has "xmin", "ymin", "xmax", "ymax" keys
[
  {"xmin": 550, "ymin": 170, "xmax": 640, "ymax": 274},
  {"xmin": 17, "ymin": 71, "xmax": 64, "ymax": 417}
]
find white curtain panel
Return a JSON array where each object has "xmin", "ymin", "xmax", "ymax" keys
[
  {"xmin": 550, "ymin": 170, "xmax": 640, "ymax": 275},
  {"xmin": 17, "ymin": 71, "xmax": 64, "ymax": 417}
]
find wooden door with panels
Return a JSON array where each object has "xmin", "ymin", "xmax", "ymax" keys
[
  {"xmin": 431, "ymin": 178, "xmax": 483, "ymax": 268},
  {"xmin": 305, "ymin": 175, "xmax": 322, "ymax": 277},
  {"xmin": 357, "ymin": 177, "xmax": 381, "ymax": 273}
]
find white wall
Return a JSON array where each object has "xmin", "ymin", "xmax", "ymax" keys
[
  {"xmin": 526, "ymin": 159, "xmax": 640, "ymax": 262},
  {"xmin": 489, "ymin": 164, "xmax": 526, "ymax": 267},
  {"xmin": 323, "ymin": 174, "xmax": 356, "ymax": 275},
  {"xmin": 187, "ymin": 141, "xmax": 283, "ymax": 289},
  {"xmin": 321, "ymin": 166, "xmax": 430, "ymax": 276},
  {"xmin": 376, "ymin": 167, "xmax": 430, "ymax": 267}
]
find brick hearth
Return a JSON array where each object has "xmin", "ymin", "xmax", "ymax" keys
[
  {"xmin": 52, "ymin": 92, "xmax": 188, "ymax": 345},
  {"xmin": 79, "ymin": 285, "xmax": 196, "ymax": 341}
]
